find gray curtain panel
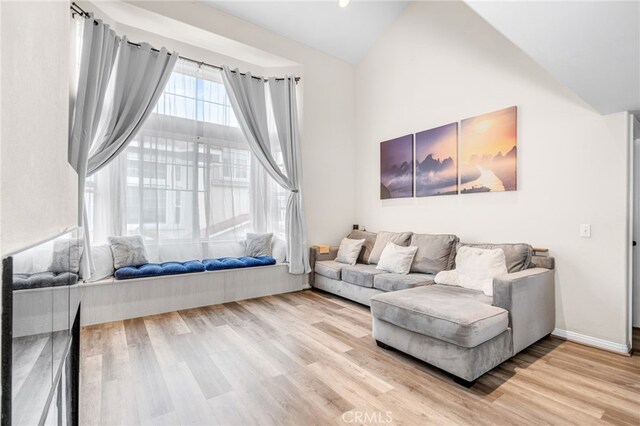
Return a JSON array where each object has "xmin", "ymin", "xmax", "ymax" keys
[
  {"xmin": 221, "ymin": 66, "xmax": 310, "ymax": 274},
  {"xmin": 221, "ymin": 66, "xmax": 290, "ymax": 188},
  {"xmin": 70, "ymin": 16, "xmax": 178, "ymax": 279},
  {"xmin": 269, "ymin": 77, "xmax": 310, "ymax": 274},
  {"xmin": 68, "ymin": 17, "xmax": 119, "ymax": 222},
  {"xmin": 86, "ymin": 39, "xmax": 178, "ymax": 176}
]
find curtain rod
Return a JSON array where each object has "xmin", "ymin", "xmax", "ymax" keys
[{"xmin": 70, "ymin": 2, "xmax": 300, "ymax": 83}]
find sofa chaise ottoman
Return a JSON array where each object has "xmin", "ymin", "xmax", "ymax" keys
[{"xmin": 370, "ymin": 244, "xmax": 555, "ymax": 385}]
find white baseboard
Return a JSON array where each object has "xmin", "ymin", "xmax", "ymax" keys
[{"xmin": 552, "ymin": 328, "xmax": 631, "ymax": 355}]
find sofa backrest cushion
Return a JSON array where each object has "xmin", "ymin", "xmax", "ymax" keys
[
  {"xmin": 456, "ymin": 242, "xmax": 533, "ymax": 273},
  {"xmin": 410, "ymin": 233, "xmax": 458, "ymax": 274},
  {"xmin": 368, "ymin": 231, "xmax": 413, "ymax": 264},
  {"xmin": 348, "ymin": 230, "xmax": 377, "ymax": 264}
]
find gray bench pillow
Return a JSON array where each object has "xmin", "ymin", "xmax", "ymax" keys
[
  {"xmin": 409, "ymin": 233, "xmax": 458, "ymax": 274},
  {"xmin": 347, "ymin": 230, "xmax": 377, "ymax": 264},
  {"xmin": 368, "ymin": 231, "xmax": 412, "ymax": 265},
  {"xmin": 108, "ymin": 235, "xmax": 149, "ymax": 270},
  {"xmin": 245, "ymin": 233, "xmax": 273, "ymax": 257},
  {"xmin": 456, "ymin": 242, "xmax": 533, "ymax": 273}
]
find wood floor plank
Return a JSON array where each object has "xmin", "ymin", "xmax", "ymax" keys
[
  {"xmin": 81, "ymin": 289, "xmax": 640, "ymax": 426},
  {"xmin": 160, "ymin": 361, "xmax": 215, "ymax": 425},
  {"xmin": 79, "ymin": 354, "xmax": 102, "ymax": 426},
  {"xmin": 127, "ymin": 342, "xmax": 174, "ymax": 421},
  {"xmin": 171, "ymin": 332, "xmax": 233, "ymax": 399}
]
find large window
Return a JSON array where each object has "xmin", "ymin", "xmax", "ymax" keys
[
  {"xmin": 87, "ymin": 60, "xmax": 286, "ymax": 245},
  {"xmin": 155, "ymin": 71, "xmax": 238, "ymax": 127}
]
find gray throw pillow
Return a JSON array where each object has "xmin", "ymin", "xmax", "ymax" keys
[
  {"xmin": 347, "ymin": 230, "xmax": 377, "ymax": 264},
  {"xmin": 48, "ymin": 238, "xmax": 84, "ymax": 274},
  {"xmin": 245, "ymin": 233, "xmax": 273, "ymax": 257},
  {"xmin": 368, "ymin": 231, "xmax": 413, "ymax": 264},
  {"xmin": 108, "ymin": 236, "xmax": 149, "ymax": 270},
  {"xmin": 409, "ymin": 233, "xmax": 458, "ymax": 274}
]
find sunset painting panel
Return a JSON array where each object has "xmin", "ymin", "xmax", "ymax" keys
[
  {"xmin": 460, "ymin": 106, "xmax": 517, "ymax": 193},
  {"xmin": 380, "ymin": 134, "xmax": 414, "ymax": 199},
  {"xmin": 415, "ymin": 123, "xmax": 458, "ymax": 197}
]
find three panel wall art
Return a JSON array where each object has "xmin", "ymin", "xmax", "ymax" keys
[{"xmin": 380, "ymin": 106, "xmax": 517, "ymax": 200}]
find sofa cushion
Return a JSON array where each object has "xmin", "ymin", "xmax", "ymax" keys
[
  {"xmin": 373, "ymin": 273, "xmax": 434, "ymax": 292},
  {"xmin": 342, "ymin": 264, "xmax": 386, "ymax": 288},
  {"xmin": 410, "ymin": 234, "xmax": 458, "ymax": 274},
  {"xmin": 203, "ymin": 256, "xmax": 276, "ymax": 271},
  {"xmin": 315, "ymin": 260, "xmax": 348, "ymax": 280},
  {"xmin": 368, "ymin": 231, "xmax": 413, "ymax": 264},
  {"xmin": 370, "ymin": 285, "xmax": 507, "ymax": 348},
  {"xmin": 115, "ymin": 260, "xmax": 206, "ymax": 280},
  {"xmin": 348, "ymin": 230, "xmax": 377, "ymax": 264},
  {"xmin": 457, "ymin": 242, "xmax": 532, "ymax": 273}
]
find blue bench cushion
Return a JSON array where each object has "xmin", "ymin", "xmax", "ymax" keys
[
  {"xmin": 203, "ymin": 256, "xmax": 276, "ymax": 271},
  {"xmin": 115, "ymin": 260, "xmax": 206, "ymax": 280}
]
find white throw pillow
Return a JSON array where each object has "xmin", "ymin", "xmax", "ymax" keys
[
  {"xmin": 84, "ymin": 244, "xmax": 115, "ymax": 282},
  {"xmin": 335, "ymin": 238, "xmax": 366, "ymax": 265},
  {"xmin": 375, "ymin": 242, "xmax": 418, "ymax": 275},
  {"xmin": 434, "ymin": 269, "xmax": 460, "ymax": 287},
  {"xmin": 454, "ymin": 246, "xmax": 507, "ymax": 296},
  {"xmin": 272, "ymin": 237, "xmax": 287, "ymax": 263}
]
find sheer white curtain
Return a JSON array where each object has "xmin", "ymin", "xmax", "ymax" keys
[{"xmin": 87, "ymin": 60, "xmax": 286, "ymax": 253}]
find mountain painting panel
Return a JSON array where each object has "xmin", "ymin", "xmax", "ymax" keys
[
  {"xmin": 460, "ymin": 106, "xmax": 517, "ymax": 193},
  {"xmin": 415, "ymin": 123, "xmax": 458, "ymax": 197},
  {"xmin": 380, "ymin": 134, "xmax": 414, "ymax": 199}
]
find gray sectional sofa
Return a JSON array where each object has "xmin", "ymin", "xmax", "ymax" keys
[
  {"xmin": 310, "ymin": 230, "xmax": 458, "ymax": 306},
  {"xmin": 309, "ymin": 230, "xmax": 555, "ymax": 385}
]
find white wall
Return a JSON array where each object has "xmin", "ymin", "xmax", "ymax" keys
[
  {"xmin": 0, "ymin": 1, "xmax": 78, "ymax": 255},
  {"xmin": 355, "ymin": 2, "xmax": 630, "ymax": 348},
  {"xmin": 119, "ymin": 1, "xmax": 358, "ymax": 246}
]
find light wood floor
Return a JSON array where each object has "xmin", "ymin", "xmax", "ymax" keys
[{"xmin": 80, "ymin": 290, "xmax": 640, "ymax": 425}]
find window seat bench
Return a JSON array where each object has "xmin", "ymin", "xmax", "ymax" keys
[{"xmin": 80, "ymin": 262, "xmax": 306, "ymax": 326}]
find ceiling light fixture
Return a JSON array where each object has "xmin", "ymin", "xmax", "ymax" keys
[{"xmin": 338, "ymin": 0, "xmax": 350, "ymax": 8}]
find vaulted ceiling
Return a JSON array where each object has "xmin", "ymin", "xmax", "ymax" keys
[
  {"xmin": 466, "ymin": 1, "xmax": 640, "ymax": 115},
  {"xmin": 200, "ymin": 0, "xmax": 639, "ymax": 115},
  {"xmin": 200, "ymin": 1, "xmax": 410, "ymax": 64}
]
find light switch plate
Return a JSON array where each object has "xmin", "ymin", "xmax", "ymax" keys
[{"xmin": 580, "ymin": 224, "xmax": 591, "ymax": 238}]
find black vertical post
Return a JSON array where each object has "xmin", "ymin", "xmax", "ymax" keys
[
  {"xmin": 70, "ymin": 304, "xmax": 80, "ymax": 426},
  {"xmin": 1, "ymin": 257, "xmax": 13, "ymax": 426}
]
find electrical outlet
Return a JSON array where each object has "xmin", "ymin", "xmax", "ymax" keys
[{"xmin": 580, "ymin": 224, "xmax": 591, "ymax": 238}]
